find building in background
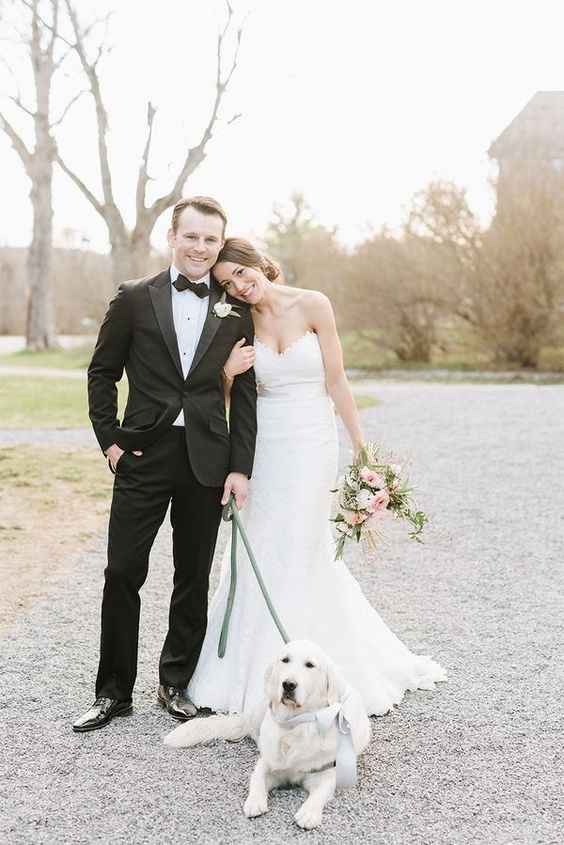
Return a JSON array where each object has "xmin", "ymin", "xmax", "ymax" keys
[{"xmin": 489, "ymin": 90, "xmax": 564, "ymax": 212}]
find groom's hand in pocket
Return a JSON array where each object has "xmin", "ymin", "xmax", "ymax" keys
[
  {"xmin": 105, "ymin": 443, "xmax": 142, "ymax": 472},
  {"xmin": 222, "ymin": 472, "xmax": 249, "ymax": 510}
]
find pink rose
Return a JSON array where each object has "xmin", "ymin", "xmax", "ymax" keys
[
  {"xmin": 359, "ymin": 467, "xmax": 385, "ymax": 488},
  {"xmin": 366, "ymin": 489, "xmax": 390, "ymax": 514},
  {"xmin": 344, "ymin": 510, "xmax": 368, "ymax": 526}
]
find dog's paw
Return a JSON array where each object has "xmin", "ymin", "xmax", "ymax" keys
[
  {"xmin": 294, "ymin": 804, "xmax": 323, "ymax": 830},
  {"xmin": 244, "ymin": 794, "xmax": 268, "ymax": 819}
]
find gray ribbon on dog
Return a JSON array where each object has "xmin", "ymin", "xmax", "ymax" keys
[{"xmin": 272, "ymin": 700, "xmax": 358, "ymax": 788}]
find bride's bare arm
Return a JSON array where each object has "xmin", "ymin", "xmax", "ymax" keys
[{"xmin": 306, "ymin": 292, "xmax": 365, "ymax": 455}]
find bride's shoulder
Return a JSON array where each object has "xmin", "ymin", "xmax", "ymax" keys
[
  {"xmin": 286, "ymin": 286, "xmax": 331, "ymax": 309},
  {"xmin": 301, "ymin": 289, "xmax": 333, "ymax": 318},
  {"xmin": 280, "ymin": 286, "xmax": 333, "ymax": 323}
]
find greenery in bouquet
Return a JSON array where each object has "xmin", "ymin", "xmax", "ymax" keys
[{"xmin": 331, "ymin": 442, "xmax": 427, "ymax": 560}]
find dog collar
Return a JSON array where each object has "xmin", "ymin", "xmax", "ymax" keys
[
  {"xmin": 270, "ymin": 700, "xmax": 358, "ymax": 788},
  {"xmin": 306, "ymin": 760, "xmax": 336, "ymax": 776}
]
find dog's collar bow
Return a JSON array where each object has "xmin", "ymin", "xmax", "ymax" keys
[{"xmin": 271, "ymin": 700, "xmax": 357, "ymax": 788}]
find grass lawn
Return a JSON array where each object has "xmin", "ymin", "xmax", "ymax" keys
[
  {"xmin": 341, "ymin": 328, "xmax": 564, "ymax": 373},
  {"xmin": 0, "ymin": 344, "xmax": 94, "ymax": 369},
  {"xmin": 0, "ymin": 369, "xmax": 373, "ymax": 430},
  {"xmin": 353, "ymin": 393, "xmax": 379, "ymax": 410},
  {"xmin": 3, "ymin": 329, "xmax": 564, "ymax": 373},
  {"xmin": 0, "ymin": 445, "xmax": 113, "ymax": 631},
  {"xmin": 0, "ymin": 375, "xmax": 127, "ymax": 428}
]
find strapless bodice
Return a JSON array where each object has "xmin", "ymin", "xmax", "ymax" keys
[{"xmin": 254, "ymin": 331, "xmax": 328, "ymax": 400}]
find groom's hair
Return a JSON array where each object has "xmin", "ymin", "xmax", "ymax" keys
[{"xmin": 171, "ymin": 196, "xmax": 227, "ymax": 235}]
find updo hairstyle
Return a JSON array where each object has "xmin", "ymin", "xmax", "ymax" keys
[{"xmin": 216, "ymin": 237, "xmax": 281, "ymax": 282}]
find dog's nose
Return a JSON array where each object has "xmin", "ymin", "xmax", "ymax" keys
[{"xmin": 282, "ymin": 681, "xmax": 297, "ymax": 693}]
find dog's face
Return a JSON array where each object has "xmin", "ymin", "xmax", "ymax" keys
[{"xmin": 264, "ymin": 640, "xmax": 345, "ymax": 715}]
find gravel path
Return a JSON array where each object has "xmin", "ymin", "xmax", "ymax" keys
[{"xmin": 1, "ymin": 382, "xmax": 563, "ymax": 844}]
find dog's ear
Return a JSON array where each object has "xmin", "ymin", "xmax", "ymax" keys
[
  {"xmin": 341, "ymin": 688, "xmax": 372, "ymax": 754},
  {"xmin": 325, "ymin": 659, "xmax": 347, "ymax": 706}
]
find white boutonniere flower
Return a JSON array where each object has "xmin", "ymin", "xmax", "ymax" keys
[{"xmin": 213, "ymin": 292, "xmax": 241, "ymax": 319}]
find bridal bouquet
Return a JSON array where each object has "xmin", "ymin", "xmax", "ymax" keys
[{"xmin": 331, "ymin": 442, "xmax": 427, "ymax": 560}]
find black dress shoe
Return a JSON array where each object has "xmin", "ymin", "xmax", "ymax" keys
[
  {"xmin": 72, "ymin": 697, "xmax": 133, "ymax": 732},
  {"xmin": 158, "ymin": 685, "xmax": 197, "ymax": 720}
]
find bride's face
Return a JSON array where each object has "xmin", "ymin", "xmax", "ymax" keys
[{"xmin": 214, "ymin": 261, "xmax": 267, "ymax": 305}]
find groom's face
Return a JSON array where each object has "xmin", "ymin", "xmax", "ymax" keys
[{"xmin": 168, "ymin": 207, "xmax": 224, "ymax": 280}]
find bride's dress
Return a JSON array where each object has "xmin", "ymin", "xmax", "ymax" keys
[{"xmin": 188, "ymin": 331, "xmax": 446, "ymax": 715}]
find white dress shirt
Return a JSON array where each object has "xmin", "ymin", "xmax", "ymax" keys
[{"xmin": 170, "ymin": 265, "xmax": 210, "ymax": 427}]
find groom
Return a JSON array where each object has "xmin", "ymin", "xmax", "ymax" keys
[{"xmin": 73, "ymin": 196, "xmax": 257, "ymax": 732}]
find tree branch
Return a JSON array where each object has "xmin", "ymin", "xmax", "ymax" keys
[
  {"xmin": 19, "ymin": 0, "xmax": 75, "ymax": 49},
  {"xmin": 7, "ymin": 94, "xmax": 35, "ymax": 118},
  {"xmin": 50, "ymin": 88, "xmax": 86, "ymax": 127},
  {"xmin": 146, "ymin": 0, "xmax": 243, "ymax": 221},
  {"xmin": 47, "ymin": 0, "xmax": 58, "ymax": 61},
  {"xmin": 0, "ymin": 111, "xmax": 33, "ymax": 171},
  {"xmin": 55, "ymin": 151, "xmax": 105, "ymax": 216},
  {"xmin": 135, "ymin": 101, "xmax": 156, "ymax": 219},
  {"xmin": 63, "ymin": 0, "xmax": 119, "ymax": 216}
]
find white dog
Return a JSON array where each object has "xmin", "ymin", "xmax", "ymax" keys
[{"xmin": 165, "ymin": 640, "xmax": 371, "ymax": 829}]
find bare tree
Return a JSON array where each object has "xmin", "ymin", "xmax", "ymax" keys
[
  {"xmin": 0, "ymin": 0, "xmax": 77, "ymax": 349},
  {"xmin": 343, "ymin": 231, "xmax": 452, "ymax": 364},
  {"xmin": 410, "ymin": 178, "xmax": 564, "ymax": 368},
  {"xmin": 264, "ymin": 193, "xmax": 347, "ymax": 316},
  {"xmin": 55, "ymin": 0, "xmax": 244, "ymax": 283}
]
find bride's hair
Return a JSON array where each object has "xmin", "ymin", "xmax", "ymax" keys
[{"xmin": 215, "ymin": 237, "xmax": 281, "ymax": 282}]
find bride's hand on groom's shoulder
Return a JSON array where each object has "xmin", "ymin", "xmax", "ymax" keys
[{"xmin": 222, "ymin": 472, "xmax": 249, "ymax": 510}]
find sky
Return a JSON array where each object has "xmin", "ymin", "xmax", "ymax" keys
[{"xmin": 1, "ymin": 0, "xmax": 564, "ymax": 253}]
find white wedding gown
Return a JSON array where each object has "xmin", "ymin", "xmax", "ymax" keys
[{"xmin": 188, "ymin": 331, "xmax": 446, "ymax": 715}]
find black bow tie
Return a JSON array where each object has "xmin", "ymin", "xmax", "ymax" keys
[{"xmin": 173, "ymin": 274, "xmax": 210, "ymax": 298}]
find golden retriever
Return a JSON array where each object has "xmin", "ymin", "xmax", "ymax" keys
[{"xmin": 165, "ymin": 639, "xmax": 371, "ymax": 829}]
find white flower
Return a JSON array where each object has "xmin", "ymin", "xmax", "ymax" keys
[
  {"xmin": 356, "ymin": 489, "xmax": 374, "ymax": 509},
  {"xmin": 336, "ymin": 521, "xmax": 354, "ymax": 537},
  {"xmin": 213, "ymin": 292, "xmax": 240, "ymax": 319},
  {"xmin": 214, "ymin": 301, "xmax": 233, "ymax": 318},
  {"xmin": 345, "ymin": 472, "xmax": 360, "ymax": 491}
]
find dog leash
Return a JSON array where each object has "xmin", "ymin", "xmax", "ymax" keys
[
  {"xmin": 218, "ymin": 495, "xmax": 359, "ymax": 790},
  {"xmin": 218, "ymin": 494, "xmax": 290, "ymax": 658},
  {"xmin": 271, "ymin": 699, "xmax": 358, "ymax": 788}
]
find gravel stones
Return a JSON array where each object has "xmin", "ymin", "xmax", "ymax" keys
[{"xmin": 1, "ymin": 382, "xmax": 562, "ymax": 844}]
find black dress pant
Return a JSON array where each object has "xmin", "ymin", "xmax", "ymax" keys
[{"xmin": 95, "ymin": 427, "xmax": 223, "ymax": 700}]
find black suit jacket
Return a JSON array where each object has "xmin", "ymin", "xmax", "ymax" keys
[{"xmin": 88, "ymin": 268, "xmax": 257, "ymax": 486}]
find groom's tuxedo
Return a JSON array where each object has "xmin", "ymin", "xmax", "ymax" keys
[
  {"xmin": 88, "ymin": 268, "xmax": 257, "ymax": 701},
  {"xmin": 89, "ymin": 268, "xmax": 256, "ymax": 484}
]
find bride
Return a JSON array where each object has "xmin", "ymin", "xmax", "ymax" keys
[{"xmin": 188, "ymin": 238, "xmax": 446, "ymax": 716}]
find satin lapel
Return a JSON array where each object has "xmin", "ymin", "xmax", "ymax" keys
[
  {"xmin": 188, "ymin": 280, "xmax": 223, "ymax": 378},
  {"xmin": 148, "ymin": 270, "xmax": 183, "ymax": 379}
]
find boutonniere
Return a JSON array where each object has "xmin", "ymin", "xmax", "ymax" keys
[{"xmin": 213, "ymin": 291, "xmax": 241, "ymax": 319}]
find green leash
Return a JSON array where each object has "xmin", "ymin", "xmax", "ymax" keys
[{"xmin": 218, "ymin": 494, "xmax": 290, "ymax": 658}]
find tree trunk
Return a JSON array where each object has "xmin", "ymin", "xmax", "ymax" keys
[
  {"xmin": 26, "ymin": 154, "xmax": 57, "ymax": 349},
  {"xmin": 25, "ymin": 24, "xmax": 58, "ymax": 352},
  {"xmin": 109, "ymin": 239, "xmax": 135, "ymax": 285},
  {"xmin": 130, "ymin": 225, "xmax": 153, "ymax": 278},
  {"xmin": 109, "ymin": 223, "xmax": 162, "ymax": 284},
  {"xmin": 395, "ymin": 308, "xmax": 435, "ymax": 363}
]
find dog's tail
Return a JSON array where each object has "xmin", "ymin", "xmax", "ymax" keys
[{"xmin": 164, "ymin": 713, "xmax": 250, "ymax": 748}]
